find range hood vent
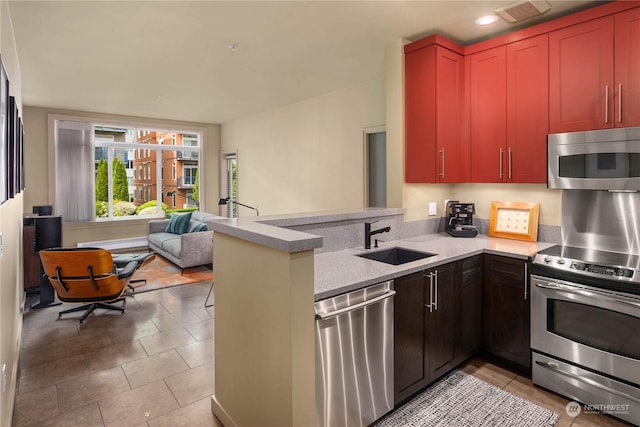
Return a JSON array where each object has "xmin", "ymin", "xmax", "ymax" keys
[{"xmin": 495, "ymin": 0, "xmax": 551, "ymax": 23}]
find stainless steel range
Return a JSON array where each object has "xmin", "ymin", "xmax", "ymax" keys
[{"xmin": 531, "ymin": 245, "xmax": 640, "ymax": 424}]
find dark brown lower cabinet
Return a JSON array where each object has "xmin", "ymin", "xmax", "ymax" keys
[
  {"xmin": 394, "ymin": 271, "xmax": 429, "ymax": 403},
  {"xmin": 394, "ymin": 258, "xmax": 482, "ymax": 405},
  {"xmin": 482, "ymin": 254, "xmax": 531, "ymax": 374},
  {"xmin": 426, "ymin": 262, "xmax": 457, "ymax": 381},
  {"xmin": 456, "ymin": 255, "xmax": 483, "ymax": 365}
]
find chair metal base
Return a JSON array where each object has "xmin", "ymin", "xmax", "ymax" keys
[
  {"xmin": 127, "ymin": 279, "xmax": 147, "ymax": 295},
  {"xmin": 204, "ymin": 282, "xmax": 214, "ymax": 308},
  {"xmin": 59, "ymin": 298, "xmax": 126, "ymax": 324}
]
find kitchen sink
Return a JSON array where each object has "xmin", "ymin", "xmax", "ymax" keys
[{"xmin": 356, "ymin": 247, "xmax": 437, "ymax": 265}]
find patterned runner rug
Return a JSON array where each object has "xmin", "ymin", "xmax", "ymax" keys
[
  {"xmin": 129, "ymin": 254, "xmax": 213, "ymax": 293},
  {"xmin": 376, "ymin": 370, "xmax": 558, "ymax": 427}
]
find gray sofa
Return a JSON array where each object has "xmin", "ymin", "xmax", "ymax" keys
[{"xmin": 147, "ymin": 211, "xmax": 223, "ymax": 270}]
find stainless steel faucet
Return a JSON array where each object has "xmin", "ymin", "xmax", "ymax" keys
[{"xmin": 365, "ymin": 222, "xmax": 390, "ymax": 249}]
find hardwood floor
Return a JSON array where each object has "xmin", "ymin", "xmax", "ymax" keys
[{"xmin": 12, "ymin": 283, "xmax": 632, "ymax": 426}]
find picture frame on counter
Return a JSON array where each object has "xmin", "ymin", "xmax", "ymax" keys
[{"xmin": 488, "ymin": 201, "xmax": 540, "ymax": 242}]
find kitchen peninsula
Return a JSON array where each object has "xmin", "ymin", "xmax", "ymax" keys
[{"xmin": 206, "ymin": 209, "xmax": 553, "ymax": 427}]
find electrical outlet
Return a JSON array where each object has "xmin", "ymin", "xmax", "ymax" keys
[
  {"xmin": 2, "ymin": 364, "xmax": 6, "ymax": 393},
  {"xmin": 428, "ymin": 202, "xmax": 437, "ymax": 216}
]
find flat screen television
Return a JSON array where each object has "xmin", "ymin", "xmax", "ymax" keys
[
  {"xmin": 34, "ymin": 216, "xmax": 62, "ymax": 252},
  {"xmin": 32, "ymin": 205, "xmax": 53, "ymax": 216}
]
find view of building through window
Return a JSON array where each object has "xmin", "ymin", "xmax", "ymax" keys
[{"xmin": 93, "ymin": 126, "xmax": 200, "ymax": 219}]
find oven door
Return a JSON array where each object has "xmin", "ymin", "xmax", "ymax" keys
[{"xmin": 531, "ymin": 275, "xmax": 640, "ymax": 385}]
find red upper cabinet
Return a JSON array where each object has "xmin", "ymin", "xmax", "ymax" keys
[
  {"xmin": 405, "ymin": 44, "xmax": 437, "ymax": 183},
  {"xmin": 469, "ymin": 46, "xmax": 507, "ymax": 183},
  {"xmin": 549, "ymin": 17, "xmax": 615, "ymax": 132},
  {"xmin": 615, "ymin": 7, "xmax": 640, "ymax": 127},
  {"xmin": 470, "ymin": 36, "xmax": 548, "ymax": 184},
  {"xmin": 435, "ymin": 48, "xmax": 467, "ymax": 183},
  {"xmin": 506, "ymin": 35, "xmax": 548, "ymax": 183},
  {"xmin": 405, "ymin": 37, "xmax": 466, "ymax": 183},
  {"xmin": 550, "ymin": 8, "xmax": 640, "ymax": 133}
]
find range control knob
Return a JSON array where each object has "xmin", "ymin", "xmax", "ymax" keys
[
  {"xmin": 544, "ymin": 256, "xmax": 552, "ymax": 263},
  {"xmin": 556, "ymin": 258, "xmax": 565, "ymax": 265}
]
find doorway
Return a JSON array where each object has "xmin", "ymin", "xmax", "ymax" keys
[{"xmin": 365, "ymin": 128, "xmax": 387, "ymax": 208}]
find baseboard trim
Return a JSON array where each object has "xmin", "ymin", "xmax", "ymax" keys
[
  {"xmin": 211, "ymin": 395, "xmax": 238, "ymax": 427},
  {"xmin": 77, "ymin": 236, "xmax": 148, "ymax": 251}
]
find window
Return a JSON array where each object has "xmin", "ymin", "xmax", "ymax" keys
[
  {"xmin": 53, "ymin": 118, "xmax": 202, "ymax": 221},
  {"xmin": 183, "ymin": 165, "xmax": 197, "ymax": 186},
  {"xmin": 186, "ymin": 191, "xmax": 195, "ymax": 206}
]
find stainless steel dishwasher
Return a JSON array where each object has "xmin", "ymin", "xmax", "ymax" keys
[{"xmin": 315, "ymin": 281, "xmax": 395, "ymax": 427}]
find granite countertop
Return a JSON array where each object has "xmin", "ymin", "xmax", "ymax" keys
[
  {"xmin": 207, "ymin": 208, "xmax": 404, "ymax": 253},
  {"xmin": 314, "ymin": 233, "xmax": 555, "ymax": 301}
]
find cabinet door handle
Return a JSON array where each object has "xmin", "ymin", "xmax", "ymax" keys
[
  {"xmin": 605, "ymin": 85, "xmax": 609, "ymax": 124},
  {"xmin": 434, "ymin": 270, "xmax": 438, "ymax": 311},
  {"xmin": 508, "ymin": 147, "xmax": 512, "ymax": 180},
  {"xmin": 439, "ymin": 148, "xmax": 445, "ymax": 179},
  {"xmin": 425, "ymin": 271, "xmax": 433, "ymax": 313},
  {"xmin": 524, "ymin": 262, "xmax": 528, "ymax": 300},
  {"xmin": 618, "ymin": 83, "xmax": 622, "ymax": 123},
  {"xmin": 499, "ymin": 148, "xmax": 503, "ymax": 180}
]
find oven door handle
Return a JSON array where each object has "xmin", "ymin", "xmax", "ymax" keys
[
  {"xmin": 535, "ymin": 361, "xmax": 640, "ymax": 404},
  {"xmin": 535, "ymin": 282, "xmax": 640, "ymax": 308}
]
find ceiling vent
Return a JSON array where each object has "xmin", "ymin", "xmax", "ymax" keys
[{"xmin": 494, "ymin": 0, "xmax": 551, "ymax": 23}]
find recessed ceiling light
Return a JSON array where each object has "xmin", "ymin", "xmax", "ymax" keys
[{"xmin": 475, "ymin": 15, "xmax": 499, "ymax": 26}]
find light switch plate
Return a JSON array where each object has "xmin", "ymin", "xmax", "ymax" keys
[{"xmin": 428, "ymin": 202, "xmax": 437, "ymax": 216}]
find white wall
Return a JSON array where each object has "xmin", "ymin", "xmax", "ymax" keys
[
  {"xmin": 0, "ymin": 1, "xmax": 23, "ymax": 424},
  {"xmin": 221, "ymin": 79, "xmax": 385, "ymax": 216}
]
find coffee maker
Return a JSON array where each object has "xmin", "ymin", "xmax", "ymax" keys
[{"xmin": 446, "ymin": 201, "xmax": 478, "ymax": 238}]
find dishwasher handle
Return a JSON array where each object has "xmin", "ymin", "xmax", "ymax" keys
[{"xmin": 316, "ymin": 290, "xmax": 396, "ymax": 320}]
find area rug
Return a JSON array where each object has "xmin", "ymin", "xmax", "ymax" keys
[
  {"xmin": 375, "ymin": 370, "xmax": 558, "ymax": 427},
  {"xmin": 128, "ymin": 254, "xmax": 213, "ymax": 293}
]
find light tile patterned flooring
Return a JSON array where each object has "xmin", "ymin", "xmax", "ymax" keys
[{"xmin": 12, "ymin": 282, "xmax": 632, "ymax": 427}]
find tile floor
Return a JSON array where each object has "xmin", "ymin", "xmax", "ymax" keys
[{"xmin": 12, "ymin": 282, "xmax": 632, "ymax": 427}]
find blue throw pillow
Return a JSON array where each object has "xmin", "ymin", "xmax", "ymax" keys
[
  {"xmin": 189, "ymin": 221, "xmax": 208, "ymax": 233},
  {"xmin": 165, "ymin": 212, "xmax": 192, "ymax": 234}
]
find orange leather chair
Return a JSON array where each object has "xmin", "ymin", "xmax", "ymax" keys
[{"xmin": 39, "ymin": 248, "xmax": 137, "ymax": 324}]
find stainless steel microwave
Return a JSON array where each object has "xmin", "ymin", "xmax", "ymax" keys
[{"xmin": 548, "ymin": 127, "xmax": 640, "ymax": 191}]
